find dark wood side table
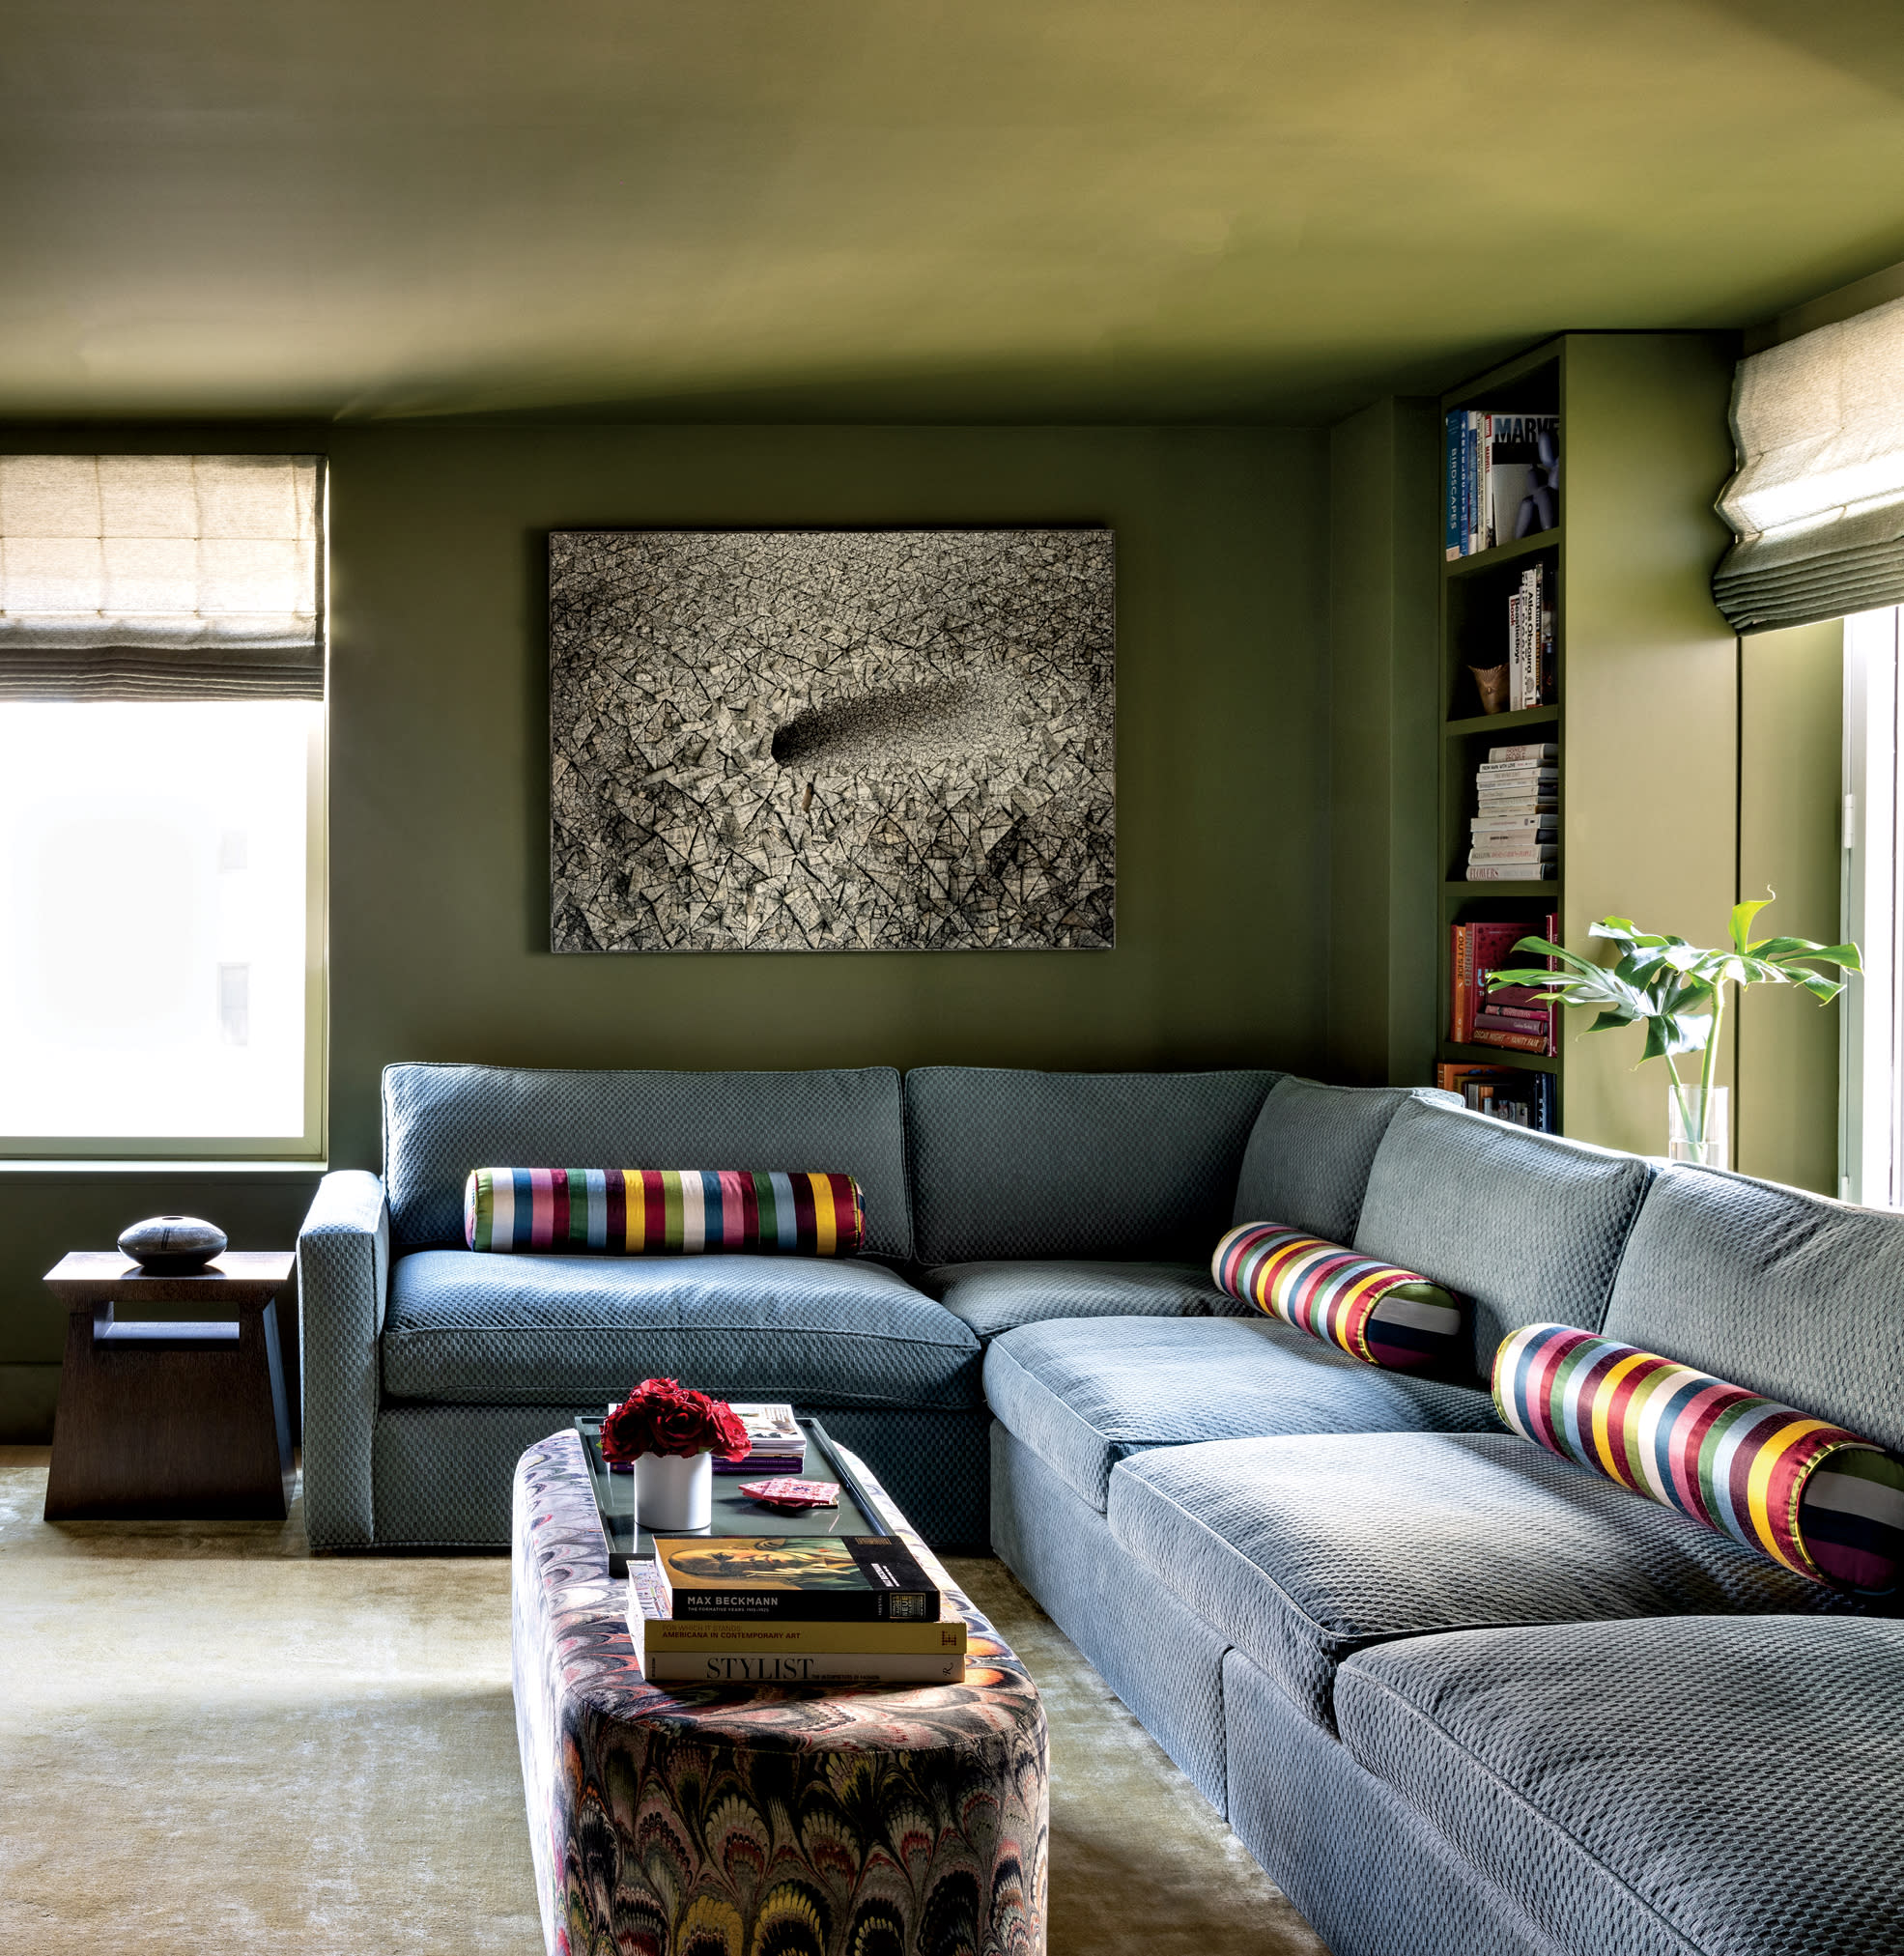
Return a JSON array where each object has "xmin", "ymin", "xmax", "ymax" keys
[{"xmin": 43, "ymin": 1251, "xmax": 297, "ymax": 1521}]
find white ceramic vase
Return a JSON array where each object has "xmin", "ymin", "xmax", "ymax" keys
[{"xmin": 635, "ymin": 1450, "xmax": 713, "ymax": 1530}]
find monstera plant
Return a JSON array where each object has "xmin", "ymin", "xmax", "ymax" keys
[{"xmin": 1488, "ymin": 897, "xmax": 1860, "ymax": 1161}]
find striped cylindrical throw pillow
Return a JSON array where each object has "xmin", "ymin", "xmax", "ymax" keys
[
  {"xmin": 1211, "ymin": 1223, "xmax": 1464, "ymax": 1373},
  {"xmin": 464, "ymin": 1169, "xmax": 866, "ymax": 1257},
  {"xmin": 1494, "ymin": 1323, "xmax": 1904, "ymax": 1595}
]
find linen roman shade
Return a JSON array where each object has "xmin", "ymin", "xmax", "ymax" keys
[
  {"xmin": 0, "ymin": 453, "xmax": 324, "ymax": 699},
  {"xmin": 1715, "ymin": 297, "xmax": 1904, "ymax": 633}
]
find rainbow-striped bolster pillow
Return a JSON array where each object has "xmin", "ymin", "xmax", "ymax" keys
[
  {"xmin": 1495, "ymin": 1323, "xmax": 1904, "ymax": 1595},
  {"xmin": 464, "ymin": 1169, "xmax": 866, "ymax": 1257},
  {"xmin": 1211, "ymin": 1224, "xmax": 1464, "ymax": 1373}
]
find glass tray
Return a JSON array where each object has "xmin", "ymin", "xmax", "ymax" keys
[{"xmin": 572, "ymin": 1413, "xmax": 884, "ymax": 1577}]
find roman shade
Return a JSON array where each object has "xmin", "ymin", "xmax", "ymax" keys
[
  {"xmin": 1715, "ymin": 298, "xmax": 1904, "ymax": 633},
  {"xmin": 0, "ymin": 453, "xmax": 324, "ymax": 699}
]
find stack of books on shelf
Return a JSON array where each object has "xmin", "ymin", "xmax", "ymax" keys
[
  {"xmin": 1450, "ymin": 912, "xmax": 1558, "ymax": 1057},
  {"xmin": 715, "ymin": 1402, "xmax": 806, "ymax": 1476},
  {"xmin": 1504, "ymin": 563, "xmax": 1556, "ymax": 709},
  {"xmin": 1466, "ymin": 744, "xmax": 1557, "ymax": 881},
  {"xmin": 629, "ymin": 1534, "xmax": 968, "ymax": 1687},
  {"xmin": 1435, "ymin": 1063, "xmax": 1558, "ymax": 1133},
  {"xmin": 1445, "ymin": 410, "xmax": 1560, "ymax": 558}
]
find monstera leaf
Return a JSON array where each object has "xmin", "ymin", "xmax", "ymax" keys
[{"xmin": 1485, "ymin": 899, "xmax": 1859, "ymax": 1086}]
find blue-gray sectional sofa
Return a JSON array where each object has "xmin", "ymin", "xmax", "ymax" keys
[{"xmin": 298, "ymin": 1061, "xmax": 1904, "ymax": 1956}]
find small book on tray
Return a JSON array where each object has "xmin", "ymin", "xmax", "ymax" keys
[{"xmin": 715, "ymin": 1403, "xmax": 807, "ymax": 1475}]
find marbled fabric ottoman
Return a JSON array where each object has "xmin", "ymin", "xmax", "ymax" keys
[{"xmin": 511, "ymin": 1432, "xmax": 1049, "ymax": 1956}]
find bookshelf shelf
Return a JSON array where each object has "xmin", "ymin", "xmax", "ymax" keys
[
  {"xmin": 1442, "ymin": 528, "xmax": 1561, "ymax": 581},
  {"xmin": 1436, "ymin": 1041, "xmax": 1559, "ymax": 1075},
  {"xmin": 1443, "ymin": 706, "xmax": 1560, "ymax": 739},
  {"xmin": 1429, "ymin": 330, "xmax": 1737, "ymax": 1150}
]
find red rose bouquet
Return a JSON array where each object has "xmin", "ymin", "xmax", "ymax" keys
[{"xmin": 601, "ymin": 1377, "xmax": 751, "ymax": 1464}]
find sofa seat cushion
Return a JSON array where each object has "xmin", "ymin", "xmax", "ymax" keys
[
  {"xmin": 982, "ymin": 1316, "xmax": 1502, "ymax": 1513},
  {"xmin": 1336, "ymin": 1615, "xmax": 1904, "ymax": 1956},
  {"xmin": 919, "ymin": 1260, "xmax": 1236, "ymax": 1341},
  {"xmin": 1107, "ymin": 1432, "xmax": 1848, "ymax": 1732},
  {"xmin": 382, "ymin": 1250, "xmax": 981, "ymax": 1408}
]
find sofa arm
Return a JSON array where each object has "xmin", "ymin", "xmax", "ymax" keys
[{"xmin": 298, "ymin": 1170, "xmax": 390, "ymax": 1550}]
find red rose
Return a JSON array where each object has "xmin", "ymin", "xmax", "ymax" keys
[{"xmin": 602, "ymin": 1377, "xmax": 753, "ymax": 1463}]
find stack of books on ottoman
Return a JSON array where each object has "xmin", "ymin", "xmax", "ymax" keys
[
  {"xmin": 629, "ymin": 1535, "xmax": 969, "ymax": 1686},
  {"xmin": 717, "ymin": 1403, "xmax": 806, "ymax": 1477}
]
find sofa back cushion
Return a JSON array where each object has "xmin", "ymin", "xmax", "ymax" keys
[
  {"xmin": 1232, "ymin": 1078, "xmax": 1456, "ymax": 1242},
  {"xmin": 383, "ymin": 1063, "xmax": 913, "ymax": 1260},
  {"xmin": 1603, "ymin": 1164, "xmax": 1904, "ymax": 1456},
  {"xmin": 905, "ymin": 1065, "xmax": 1280, "ymax": 1264},
  {"xmin": 1352, "ymin": 1098, "xmax": 1655, "ymax": 1375}
]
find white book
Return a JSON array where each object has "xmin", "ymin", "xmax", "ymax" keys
[
  {"xmin": 640, "ymin": 1648, "xmax": 966, "ymax": 1686},
  {"xmin": 726, "ymin": 1403, "xmax": 804, "ymax": 1456},
  {"xmin": 1506, "ymin": 591, "xmax": 1525, "ymax": 710},
  {"xmin": 1486, "ymin": 743, "xmax": 1557, "ymax": 762},
  {"xmin": 1467, "ymin": 863, "xmax": 1554, "ymax": 882},
  {"xmin": 1476, "ymin": 762, "xmax": 1558, "ymax": 779},
  {"xmin": 1470, "ymin": 815, "xmax": 1557, "ymax": 831}
]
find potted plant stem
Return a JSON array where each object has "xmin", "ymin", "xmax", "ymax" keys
[{"xmin": 1487, "ymin": 897, "xmax": 1860, "ymax": 1165}]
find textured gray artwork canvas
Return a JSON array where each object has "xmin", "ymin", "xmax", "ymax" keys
[{"xmin": 549, "ymin": 528, "xmax": 1115, "ymax": 951}]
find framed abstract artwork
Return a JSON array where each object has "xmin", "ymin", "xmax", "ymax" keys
[{"xmin": 549, "ymin": 527, "xmax": 1114, "ymax": 951}]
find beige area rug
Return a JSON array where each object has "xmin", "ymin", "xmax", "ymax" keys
[{"xmin": 0, "ymin": 1447, "xmax": 1327, "ymax": 1956}]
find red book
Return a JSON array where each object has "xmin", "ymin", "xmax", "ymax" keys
[
  {"xmin": 1470, "ymin": 918, "xmax": 1557, "ymax": 1056},
  {"xmin": 1471, "ymin": 1024, "xmax": 1551, "ymax": 1054}
]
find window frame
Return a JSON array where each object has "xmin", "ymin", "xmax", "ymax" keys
[
  {"xmin": 1840, "ymin": 605, "xmax": 1902, "ymax": 1206},
  {"xmin": 0, "ymin": 701, "xmax": 327, "ymax": 1165}
]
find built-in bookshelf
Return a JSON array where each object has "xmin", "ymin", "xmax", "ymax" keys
[{"xmin": 1433, "ymin": 332, "xmax": 1738, "ymax": 1152}]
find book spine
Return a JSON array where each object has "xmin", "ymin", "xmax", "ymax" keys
[
  {"xmin": 1539, "ymin": 566, "xmax": 1557, "ymax": 703},
  {"xmin": 658, "ymin": 1587, "xmax": 938, "ymax": 1623},
  {"xmin": 1466, "ymin": 864, "xmax": 1551, "ymax": 883},
  {"xmin": 1469, "ymin": 1025, "xmax": 1551, "ymax": 1053},
  {"xmin": 640, "ymin": 1616, "xmax": 969, "ymax": 1655},
  {"xmin": 641, "ymin": 1649, "xmax": 966, "ymax": 1685},
  {"xmin": 1484, "ymin": 413, "xmax": 1496, "ymax": 551},
  {"xmin": 1464, "ymin": 411, "xmax": 1479, "ymax": 555},
  {"xmin": 1506, "ymin": 591, "xmax": 1522, "ymax": 710},
  {"xmin": 1486, "ymin": 743, "xmax": 1558, "ymax": 762},
  {"xmin": 1446, "ymin": 413, "xmax": 1464, "ymax": 560},
  {"xmin": 1466, "ymin": 412, "xmax": 1482, "ymax": 555},
  {"xmin": 1452, "ymin": 923, "xmax": 1474, "ymax": 1043}
]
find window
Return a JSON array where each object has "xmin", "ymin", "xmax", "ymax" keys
[{"xmin": 0, "ymin": 455, "xmax": 324, "ymax": 1159}]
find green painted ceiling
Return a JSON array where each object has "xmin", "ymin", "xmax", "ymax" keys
[{"xmin": 8, "ymin": 0, "xmax": 1904, "ymax": 422}]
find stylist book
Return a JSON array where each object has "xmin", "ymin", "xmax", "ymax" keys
[
  {"xmin": 652, "ymin": 1534, "xmax": 942, "ymax": 1622},
  {"xmin": 628, "ymin": 1564, "xmax": 968, "ymax": 1685}
]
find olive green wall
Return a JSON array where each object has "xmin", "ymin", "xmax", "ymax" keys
[
  {"xmin": 1325, "ymin": 398, "xmax": 1441, "ymax": 1087},
  {"xmin": 323, "ymin": 424, "xmax": 1331, "ymax": 1166},
  {"xmin": 0, "ymin": 422, "xmax": 1332, "ymax": 1432}
]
